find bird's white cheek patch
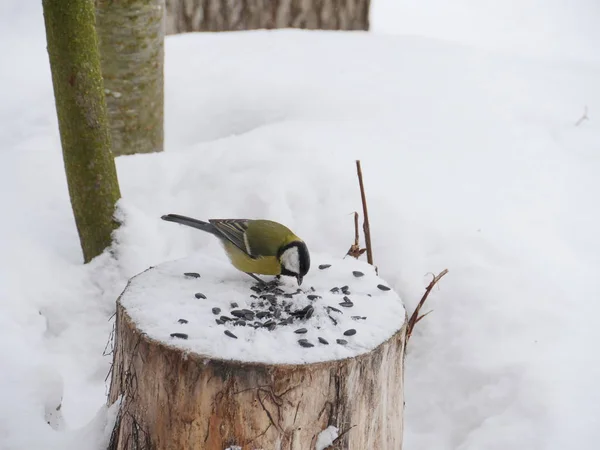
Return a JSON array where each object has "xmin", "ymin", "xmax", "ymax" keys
[{"xmin": 281, "ymin": 247, "xmax": 300, "ymax": 273}]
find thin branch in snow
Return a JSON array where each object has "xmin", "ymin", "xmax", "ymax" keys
[
  {"xmin": 575, "ymin": 105, "xmax": 589, "ymax": 126},
  {"xmin": 406, "ymin": 269, "xmax": 449, "ymax": 343},
  {"xmin": 356, "ymin": 160, "xmax": 374, "ymax": 268},
  {"xmin": 345, "ymin": 211, "xmax": 367, "ymax": 259}
]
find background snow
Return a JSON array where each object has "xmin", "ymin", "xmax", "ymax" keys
[{"xmin": 1, "ymin": 0, "xmax": 599, "ymax": 449}]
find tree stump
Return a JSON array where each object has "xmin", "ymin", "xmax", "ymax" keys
[
  {"xmin": 107, "ymin": 253, "xmax": 407, "ymax": 450},
  {"xmin": 164, "ymin": 0, "xmax": 371, "ymax": 34}
]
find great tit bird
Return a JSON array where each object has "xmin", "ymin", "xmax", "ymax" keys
[{"xmin": 161, "ymin": 214, "xmax": 310, "ymax": 285}]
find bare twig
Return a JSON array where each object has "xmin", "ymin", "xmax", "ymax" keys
[
  {"xmin": 575, "ymin": 106, "xmax": 589, "ymax": 126},
  {"xmin": 406, "ymin": 269, "xmax": 449, "ymax": 342},
  {"xmin": 345, "ymin": 212, "xmax": 367, "ymax": 259},
  {"xmin": 327, "ymin": 424, "xmax": 357, "ymax": 448},
  {"xmin": 356, "ymin": 160, "xmax": 373, "ymax": 266}
]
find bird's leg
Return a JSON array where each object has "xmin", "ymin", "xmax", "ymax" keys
[{"xmin": 245, "ymin": 272, "xmax": 266, "ymax": 285}]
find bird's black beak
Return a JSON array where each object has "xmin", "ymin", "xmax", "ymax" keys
[{"xmin": 297, "ymin": 275, "xmax": 303, "ymax": 286}]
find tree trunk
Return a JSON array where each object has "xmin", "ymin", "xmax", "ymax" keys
[
  {"xmin": 107, "ymin": 256, "xmax": 406, "ymax": 449},
  {"xmin": 108, "ymin": 303, "xmax": 405, "ymax": 449},
  {"xmin": 165, "ymin": 0, "xmax": 371, "ymax": 34},
  {"xmin": 95, "ymin": 0, "xmax": 165, "ymax": 156},
  {"xmin": 42, "ymin": 0, "xmax": 121, "ymax": 264}
]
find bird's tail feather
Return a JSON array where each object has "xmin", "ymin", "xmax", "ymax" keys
[{"xmin": 161, "ymin": 214, "xmax": 218, "ymax": 235}]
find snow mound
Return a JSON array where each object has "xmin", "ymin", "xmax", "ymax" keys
[{"xmin": 119, "ymin": 253, "xmax": 406, "ymax": 364}]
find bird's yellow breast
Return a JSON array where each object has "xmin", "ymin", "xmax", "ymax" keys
[{"xmin": 222, "ymin": 240, "xmax": 282, "ymax": 275}]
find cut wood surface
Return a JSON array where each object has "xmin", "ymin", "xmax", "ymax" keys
[{"xmin": 107, "ymin": 254, "xmax": 406, "ymax": 449}]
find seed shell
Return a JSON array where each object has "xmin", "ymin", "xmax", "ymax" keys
[
  {"xmin": 170, "ymin": 332, "xmax": 188, "ymax": 339},
  {"xmin": 224, "ymin": 330, "xmax": 238, "ymax": 339}
]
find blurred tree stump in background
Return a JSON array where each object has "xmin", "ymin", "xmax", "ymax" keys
[{"xmin": 165, "ymin": 0, "xmax": 371, "ymax": 34}]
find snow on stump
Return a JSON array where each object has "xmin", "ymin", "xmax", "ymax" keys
[{"xmin": 107, "ymin": 253, "xmax": 407, "ymax": 450}]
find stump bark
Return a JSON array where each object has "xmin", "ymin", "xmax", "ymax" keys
[
  {"xmin": 107, "ymin": 256, "xmax": 406, "ymax": 450},
  {"xmin": 108, "ymin": 305, "xmax": 405, "ymax": 449}
]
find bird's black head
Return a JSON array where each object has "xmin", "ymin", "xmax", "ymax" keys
[{"xmin": 277, "ymin": 241, "xmax": 311, "ymax": 285}]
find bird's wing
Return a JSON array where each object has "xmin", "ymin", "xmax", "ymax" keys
[{"xmin": 208, "ymin": 219, "xmax": 257, "ymax": 259}]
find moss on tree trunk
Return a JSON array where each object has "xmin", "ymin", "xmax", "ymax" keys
[
  {"xmin": 95, "ymin": 0, "xmax": 165, "ymax": 156},
  {"xmin": 42, "ymin": 0, "xmax": 121, "ymax": 264}
]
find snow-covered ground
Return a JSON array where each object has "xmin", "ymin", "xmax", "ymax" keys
[{"xmin": 1, "ymin": 1, "xmax": 599, "ymax": 449}]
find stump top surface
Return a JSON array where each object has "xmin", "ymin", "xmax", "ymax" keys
[{"xmin": 119, "ymin": 253, "xmax": 406, "ymax": 364}]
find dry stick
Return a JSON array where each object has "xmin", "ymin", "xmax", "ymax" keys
[
  {"xmin": 328, "ymin": 424, "xmax": 357, "ymax": 448},
  {"xmin": 575, "ymin": 105, "xmax": 589, "ymax": 127},
  {"xmin": 354, "ymin": 211, "xmax": 360, "ymax": 247},
  {"xmin": 406, "ymin": 269, "xmax": 449, "ymax": 342},
  {"xmin": 345, "ymin": 211, "xmax": 367, "ymax": 259},
  {"xmin": 356, "ymin": 160, "xmax": 374, "ymax": 266}
]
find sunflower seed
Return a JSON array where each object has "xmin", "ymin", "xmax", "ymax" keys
[
  {"xmin": 224, "ymin": 330, "xmax": 238, "ymax": 339},
  {"xmin": 284, "ymin": 293, "xmax": 294, "ymax": 299},
  {"xmin": 256, "ymin": 311, "xmax": 270, "ymax": 319},
  {"xmin": 330, "ymin": 287, "xmax": 340, "ymax": 293},
  {"xmin": 231, "ymin": 310, "xmax": 245, "ymax": 318},
  {"xmin": 195, "ymin": 292, "xmax": 207, "ymax": 299},
  {"xmin": 341, "ymin": 285, "xmax": 349, "ymax": 292},
  {"xmin": 212, "ymin": 307, "xmax": 221, "ymax": 315},
  {"xmin": 344, "ymin": 329, "xmax": 357, "ymax": 336},
  {"xmin": 336, "ymin": 339, "xmax": 348, "ymax": 345},
  {"xmin": 303, "ymin": 306, "xmax": 314, "ymax": 319},
  {"xmin": 231, "ymin": 302, "xmax": 239, "ymax": 308},
  {"xmin": 170, "ymin": 332, "xmax": 188, "ymax": 339},
  {"xmin": 377, "ymin": 284, "xmax": 391, "ymax": 291},
  {"xmin": 263, "ymin": 319, "xmax": 276, "ymax": 327},
  {"xmin": 328, "ymin": 315, "xmax": 338, "ymax": 325},
  {"xmin": 351, "ymin": 316, "xmax": 367, "ymax": 320},
  {"xmin": 339, "ymin": 301, "xmax": 354, "ymax": 308},
  {"xmin": 250, "ymin": 294, "xmax": 258, "ymax": 299},
  {"xmin": 267, "ymin": 323, "xmax": 277, "ymax": 331},
  {"xmin": 318, "ymin": 337, "xmax": 329, "ymax": 345},
  {"xmin": 234, "ymin": 320, "xmax": 246, "ymax": 326},
  {"xmin": 307, "ymin": 294, "xmax": 321, "ymax": 300},
  {"xmin": 184, "ymin": 272, "xmax": 200, "ymax": 278},
  {"xmin": 319, "ymin": 264, "xmax": 332, "ymax": 270},
  {"xmin": 177, "ymin": 319, "xmax": 188, "ymax": 324},
  {"xmin": 298, "ymin": 339, "xmax": 314, "ymax": 348},
  {"xmin": 241, "ymin": 309, "xmax": 255, "ymax": 320},
  {"xmin": 352, "ymin": 271, "xmax": 365, "ymax": 278},
  {"xmin": 327, "ymin": 306, "xmax": 342, "ymax": 314},
  {"xmin": 215, "ymin": 319, "xmax": 224, "ymax": 325},
  {"xmin": 294, "ymin": 328, "xmax": 308, "ymax": 334},
  {"xmin": 220, "ymin": 316, "xmax": 232, "ymax": 322}
]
